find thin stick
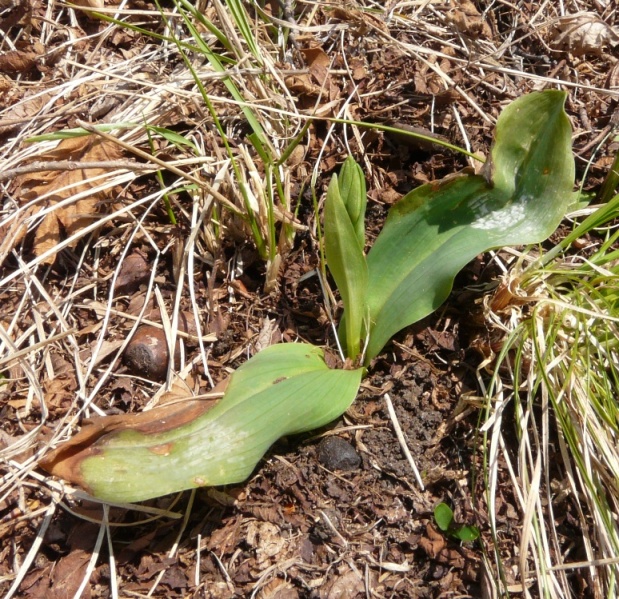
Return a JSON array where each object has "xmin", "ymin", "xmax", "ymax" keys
[
  {"xmin": 0, "ymin": 160, "xmax": 152, "ymax": 183},
  {"xmin": 318, "ymin": 509, "xmax": 348, "ymax": 548},
  {"xmin": 384, "ymin": 393, "xmax": 425, "ymax": 491},
  {"xmin": 0, "ymin": 329, "xmax": 77, "ymax": 368},
  {"xmin": 195, "ymin": 533, "xmax": 202, "ymax": 587},
  {"xmin": 4, "ymin": 504, "xmax": 56, "ymax": 599},
  {"xmin": 75, "ymin": 119, "xmax": 242, "ymax": 216}
]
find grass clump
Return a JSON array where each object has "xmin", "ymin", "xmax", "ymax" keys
[{"xmin": 482, "ymin": 192, "xmax": 619, "ymax": 598}]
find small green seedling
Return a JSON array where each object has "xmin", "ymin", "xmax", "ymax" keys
[{"xmin": 434, "ymin": 502, "xmax": 480, "ymax": 543}]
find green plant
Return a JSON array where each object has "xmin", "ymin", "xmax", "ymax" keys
[
  {"xmin": 42, "ymin": 344, "xmax": 362, "ymax": 502},
  {"xmin": 434, "ymin": 502, "xmax": 480, "ymax": 542},
  {"xmin": 324, "ymin": 156, "xmax": 369, "ymax": 361},
  {"xmin": 337, "ymin": 89, "xmax": 575, "ymax": 364},
  {"xmin": 41, "ymin": 90, "xmax": 577, "ymax": 503}
]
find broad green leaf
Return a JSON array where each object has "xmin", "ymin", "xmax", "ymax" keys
[
  {"xmin": 42, "ymin": 344, "xmax": 363, "ymax": 503},
  {"xmin": 364, "ymin": 90, "xmax": 575, "ymax": 362},
  {"xmin": 325, "ymin": 174, "xmax": 368, "ymax": 359}
]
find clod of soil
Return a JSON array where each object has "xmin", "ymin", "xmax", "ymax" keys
[{"xmin": 317, "ymin": 436, "xmax": 361, "ymax": 471}]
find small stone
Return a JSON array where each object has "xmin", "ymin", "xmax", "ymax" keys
[
  {"xmin": 317, "ymin": 436, "xmax": 361, "ymax": 471},
  {"xmin": 123, "ymin": 325, "xmax": 173, "ymax": 381},
  {"xmin": 113, "ymin": 252, "xmax": 150, "ymax": 294},
  {"xmin": 123, "ymin": 312, "xmax": 200, "ymax": 381}
]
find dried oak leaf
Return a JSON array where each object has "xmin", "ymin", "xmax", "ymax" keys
[
  {"xmin": 0, "ymin": 48, "xmax": 38, "ymax": 74},
  {"xmin": 2, "ymin": 136, "xmax": 124, "ymax": 265},
  {"xmin": 550, "ymin": 12, "xmax": 619, "ymax": 56}
]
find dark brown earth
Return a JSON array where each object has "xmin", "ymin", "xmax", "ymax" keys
[{"xmin": 1, "ymin": 0, "xmax": 618, "ymax": 597}]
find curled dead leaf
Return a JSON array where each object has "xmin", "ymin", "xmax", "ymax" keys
[
  {"xmin": 447, "ymin": 0, "xmax": 493, "ymax": 39},
  {"xmin": 0, "ymin": 49, "xmax": 38, "ymax": 74},
  {"xmin": 1, "ymin": 136, "xmax": 125, "ymax": 265},
  {"xmin": 301, "ymin": 46, "xmax": 330, "ymax": 87},
  {"xmin": 549, "ymin": 12, "xmax": 619, "ymax": 56}
]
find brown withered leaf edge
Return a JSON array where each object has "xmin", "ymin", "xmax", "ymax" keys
[{"xmin": 39, "ymin": 380, "xmax": 228, "ymax": 493}]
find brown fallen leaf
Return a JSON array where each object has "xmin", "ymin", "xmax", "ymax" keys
[
  {"xmin": 50, "ymin": 545, "xmax": 92, "ymax": 599},
  {"xmin": 284, "ymin": 72, "xmax": 322, "ymax": 98},
  {"xmin": 301, "ymin": 46, "xmax": 330, "ymax": 87},
  {"xmin": 549, "ymin": 12, "xmax": 619, "ymax": 56},
  {"xmin": 447, "ymin": 0, "xmax": 493, "ymax": 39},
  {"xmin": 418, "ymin": 522, "xmax": 447, "ymax": 558},
  {"xmin": 0, "ymin": 0, "xmax": 32, "ymax": 32},
  {"xmin": 0, "ymin": 89, "xmax": 52, "ymax": 135},
  {"xmin": 2, "ymin": 136, "xmax": 124, "ymax": 265},
  {"xmin": 0, "ymin": 48, "xmax": 38, "ymax": 74}
]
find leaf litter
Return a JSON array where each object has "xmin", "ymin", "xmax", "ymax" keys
[{"xmin": 0, "ymin": 0, "xmax": 617, "ymax": 597}]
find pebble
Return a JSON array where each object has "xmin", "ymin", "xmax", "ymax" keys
[
  {"xmin": 123, "ymin": 325, "xmax": 172, "ymax": 380},
  {"xmin": 317, "ymin": 436, "xmax": 361, "ymax": 471}
]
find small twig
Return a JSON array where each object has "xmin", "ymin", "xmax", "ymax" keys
[
  {"xmin": 76, "ymin": 119, "xmax": 243, "ymax": 216},
  {"xmin": 210, "ymin": 550, "xmax": 234, "ymax": 585},
  {"xmin": 0, "ymin": 328, "xmax": 77, "ymax": 369},
  {"xmin": 384, "ymin": 393, "xmax": 425, "ymax": 491},
  {"xmin": 317, "ymin": 511, "xmax": 348, "ymax": 546},
  {"xmin": 0, "ymin": 160, "xmax": 152, "ymax": 183},
  {"xmin": 195, "ymin": 534, "xmax": 202, "ymax": 588}
]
